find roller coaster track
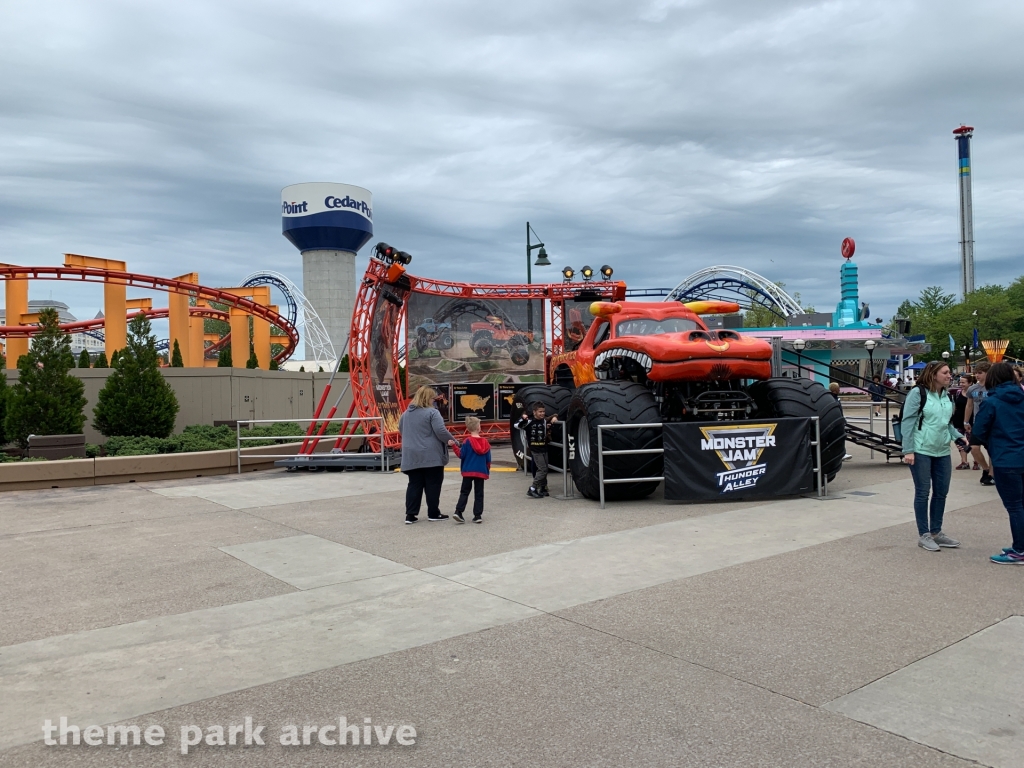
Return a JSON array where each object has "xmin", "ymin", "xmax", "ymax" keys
[
  {"xmin": 0, "ymin": 265, "xmax": 299, "ymax": 362},
  {"xmin": 666, "ymin": 266, "xmax": 804, "ymax": 319},
  {"xmin": 240, "ymin": 271, "xmax": 336, "ymax": 365}
]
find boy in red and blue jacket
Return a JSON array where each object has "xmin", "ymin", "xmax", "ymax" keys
[{"xmin": 451, "ymin": 416, "xmax": 491, "ymax": 523}]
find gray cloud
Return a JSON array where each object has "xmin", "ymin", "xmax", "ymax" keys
[{"xmin": 1, "ymin": 0, "xmax": 1022, "ymax": 331}]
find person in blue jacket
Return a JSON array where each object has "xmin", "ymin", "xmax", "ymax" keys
[
  {"xmin": 450, "ymin": 416, "xmax": 492, "ymax": 524},
  {"xmin": 901, "ymin": 361, "xmax": 964, "ymax": 552},
  {"xmin": 970, "ymin": 362, "xmax": 1024, "ymax": 564}
]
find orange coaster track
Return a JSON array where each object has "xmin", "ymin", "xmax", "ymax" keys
[{"xmin": 0, "ymin": 265, "xmax": 298, "ymax": 362}]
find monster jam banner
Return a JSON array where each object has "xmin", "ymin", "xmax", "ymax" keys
[
  {"xmin": 663, "ymin": 418, "xmax": 814, "ymax": 501},
  {"xmin": 405, "ymin": 294, "xmax": 545, "ymax": 396}
]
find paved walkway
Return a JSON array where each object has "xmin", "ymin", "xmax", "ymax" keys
[{"xmin": 1, "ymin": 444, "xmax": 1020, "ymax": 767}]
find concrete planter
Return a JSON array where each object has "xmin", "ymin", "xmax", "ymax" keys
[{"xmin": 0, "ymin": 438, "xmax": 363, "ymax": 492}]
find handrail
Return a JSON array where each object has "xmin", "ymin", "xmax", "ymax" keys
[{"xmin": 236, "ymin": 416, "xmax": 386, "ymax": 473}]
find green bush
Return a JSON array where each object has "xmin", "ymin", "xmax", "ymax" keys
[
  {"xmin": 102, "ymin": 423, "xmax": 306, "ymax": 456},
  {"xmin": 78, "ymin": 349, "xmax": 91, "ymax": 368},
  {"xmin": 94, "ymin": 351, "xmax": 109, "ymax": 368},
  {"xmin": 217, "ymin": 346, "xmax": 232, "ymax": 367},
  {"xmin": 4, "ymin": 308, "xmax": 87, "ymax": 447},
  {"xmin": 93, "ymin": 314, "xmax": 180, "ymax": 438},
  {"xmin": 171, "ymin": 339, "xmax": 184, "ymax": 367}
]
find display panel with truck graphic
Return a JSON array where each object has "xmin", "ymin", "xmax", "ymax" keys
[{"xmin": 406, "ymin": 294, "xmax": 545, "ymax": 393}]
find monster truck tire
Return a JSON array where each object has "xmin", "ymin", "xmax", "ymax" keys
[
  {"xmin": 509, "ymin": 385, "xmax": 572, "ymax": 470},
  {"xmin": 415, "ymin": 336, "xmax": 428, "ymax": 355},
  {"xmin": 509, "ymin": 345, "xmax": 530, "ymax": 366},
  {"xmin": 471, "ymin": 331, "xmax": 494, "ymax": 359},
  {"xmin": 746, "ymin": 377, "xmax": 846, "ymax": 482},
  {"xmin": 438, "ymin": 333, "xmax": 454, "ymax": 350},
  {"xmin": 567, "ymin": 381, "xmax": 663, "ymax": 501}
]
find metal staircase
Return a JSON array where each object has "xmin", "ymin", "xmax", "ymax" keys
[{"xmin": 844, "ymin": 423, "xmax": 903, "ymax": 461}]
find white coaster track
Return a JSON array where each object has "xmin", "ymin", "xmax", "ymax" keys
[
  {"xmin": 240, "ymin": 271, "xmax": 337, "ymax": 366},
  {"xmin": 665, "ymin": 266, "xmax": 804, "ymax": 319}
]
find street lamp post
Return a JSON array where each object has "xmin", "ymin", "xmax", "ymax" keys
[
  {"xmin": 526, "ymin": 222, "xmax": 551, "ymax": 284},
  {"xmin": 864, "ymin": 339, "xmax": 877, "ymax": 382},
  {"xmin": 792, "ymin": 339, "xmax": 806, "ymax": 378}
]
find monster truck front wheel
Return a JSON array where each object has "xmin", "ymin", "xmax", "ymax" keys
[
  {"xmin": 509, "ymin": 385, "xmax": 573, "ymax": 470},
  {"xmin": 509, "ymin": 345, "xmax": 530, "ymax": 366},
  {"xmin": 438, "ymin": 333, "xmax": 454, "ymax": 350},
  {"xmin": 746, "ymin": 377, "xmax": 846, "ymax": 482},
  {"xmin": 471, "ymin": 331, "xmax": 494, "ymax": 359},
  {"xmin": 567, "ymin": 381, "xmax": 663, "ymax": 501}
]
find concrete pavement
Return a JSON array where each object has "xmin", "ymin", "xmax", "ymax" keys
[{"xmin": 1, "ymin": 442, "xmax": 1020, "ymax": 767}]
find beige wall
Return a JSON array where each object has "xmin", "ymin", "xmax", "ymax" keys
[{"xmin": 6, "ymin": 368, "xmax": 352, "ymax": 445}]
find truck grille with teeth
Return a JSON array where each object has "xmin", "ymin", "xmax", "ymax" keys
[{"xmin": 595, "ymin": 348, "xmax": 653, "ymax": 372}]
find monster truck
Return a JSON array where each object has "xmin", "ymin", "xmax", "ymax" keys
[
  {"xmin": 414, "ymin": 318, "xmax": 454, "ymax": 355},
  {"xmin": 470, "ymin": 316, "xmax": 533, "ymax": 366},
  {"xmin": 510, "ymin": 300, "xmax": 846, "ymax": 501}
]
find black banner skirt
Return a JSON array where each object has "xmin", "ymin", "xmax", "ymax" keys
[{"xmin": 663, "ymin": 418, "xmax": 815, "ymax": 501}]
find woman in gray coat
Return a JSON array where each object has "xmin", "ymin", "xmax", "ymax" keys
[{"xmin": 399, "ymin": 386, "xmax": 456, "ymax": 524}]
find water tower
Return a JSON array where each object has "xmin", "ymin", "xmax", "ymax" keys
[{"xmin": 282, "ymin": 182, "xmax": 373, "ymax": 359}]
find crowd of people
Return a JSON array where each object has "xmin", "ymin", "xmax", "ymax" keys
[{"xmin": 900, "ymin": 360, "xmax": 1024, "ymax": 564}]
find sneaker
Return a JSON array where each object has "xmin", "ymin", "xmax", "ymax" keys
[
  {"xmin": 990, "ymin": 550, "xmax": 1024, "ymax": 565},
  {"xmin": 932, "ymin": 532, "xmax": 961, "ymax": 548},
  {"xmin": 452, "ymin": 512, "xmax": 465, "ymax": 524},
  {"xmin": 843, "ymin": 454, "xmax": 853, "ymax": 461},
  {"xmin": 981, "ymin": 472, "xmax": 995, "ymax": 486},
  {"xmin": 918, "ymin": 534, "xmax": 940, "ymax": 552},
  {"xmin": 540, "ymin": 489, "xmax": 550, "ymax": 497},
  {"xmin": 427, "ymin": 514, "xmax": 450, "ymax": 521},
  {"xmin": 405, "ymin": 517, "xmax": 418, "ymax": 525},
  {"xmin": 973, "ymin": 462, "xmax": 980, "ymax": 470},
  {"xmin": 955, "ymin": 462, "xmax": 970, "ymax": 470},
  {"xmin": 473, "ymin": 516, "xmax": 482, "ymax": 524},
  {"xmin": 527, "ymin": 488, "xmax": 541, "ymax": 498}
]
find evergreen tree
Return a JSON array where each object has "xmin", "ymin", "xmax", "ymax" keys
[
  {"xmin": 170, "ymin": 339, "xmax": 184, "ymax": 367},
  {"xmin": 245, "ymin": 343, "xmax": 259, "ymax": 369},
  {"xmin": 4, "ymin": 308, "xmax": 87, "ymax": 447},
  {"xmin": 299, "ymin": 365, "xmax": 305, "ymax": 372},
  {"xmin": 94, "ymin": 350, "xmax": 109, "ymax": 368},
  {"xmin": 217, "ymin": 345, "xmax": 232, "ymax": 367},
  {"xmin": 269, "ymin": 358, "xmax": 279, "ymax": 370},
  {"xmin": 78, "ymin": 349, "xmax": 91, "ymax": 368},
  {"xmin": 93, "ymin": 314, "xmax": 180, "ymax": 438}
]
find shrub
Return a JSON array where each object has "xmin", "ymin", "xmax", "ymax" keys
[
  {"xmin": 217, "ymin": 346, "xmax": 232, "ymax": 367},
  {"xmin": 0, "ymin": 362, "xmax": 7, "ymax": 446},
  {"xmin": 4, "ymin": 308, "xmax": 87, "ymax": 447},
  {"xmin": 93, "ymin": 314, "xmax": 180, "ymax": 438},
  {"xmin": 94, "ymin": 351, "xmax": 109, "ymax": 368},
  {"xmin": 78, "ymin": 349, "xmax": 91, "ymax": 368},
  {"xmin": 102, "ymin": 423, "xmax": 305, "ymax": 456},
  {"xmin": 246, "ymin": 344, "xmax": 259, "ymax": 369},
  {"xmin": 171, "ymin": 340, "xmax": 184, "ymax": 367}
]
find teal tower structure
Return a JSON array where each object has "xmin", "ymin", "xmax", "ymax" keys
[{"xmin": 833, "ymin": 239, "xmax": 871, "ymax": 328}]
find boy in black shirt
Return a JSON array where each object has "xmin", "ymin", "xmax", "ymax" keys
[{"xmin": 517, "ymin": 402, "xmax": 558, "ymax": 498}]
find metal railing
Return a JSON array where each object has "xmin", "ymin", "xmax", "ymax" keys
[
  {"xmin": 596, "ymin": 418, "xmax": 826, "ymax": 509},
  {"xmin": 235, "ymin": 417, "xmax": 386, "ymax": 473}
]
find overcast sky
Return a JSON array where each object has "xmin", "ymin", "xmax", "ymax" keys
[{"xmin": 2, "ymin": 0, "xmax": 1023, "ymax": 334}]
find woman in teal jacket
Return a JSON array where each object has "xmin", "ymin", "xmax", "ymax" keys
[{"xmin": 901, "ymin": 361, "xmax": 964, "ymax": 552}]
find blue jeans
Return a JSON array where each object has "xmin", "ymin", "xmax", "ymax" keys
[
  {"xmin": 992, "ymin": 467, "xmax": 1024, "ymax": 553},
  {"xmin": 908, "ymin": 453, "xmax": 951, "ymax": 536}
]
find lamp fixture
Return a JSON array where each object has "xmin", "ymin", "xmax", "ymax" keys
[
  {"xmin": 600, "ymin": 265, "xmax": 613, "ymax": 281},
  {"xmin": 581, "ymin": 265, "xmax": 594, "ymax": 282},
  {"xmin": 562, "ymin": 266, "xmax": 575, "ymax": 282}
]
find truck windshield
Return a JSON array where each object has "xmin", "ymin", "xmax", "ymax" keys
[{"xmin": 615, "ymin": 318, "xmax": 700, "ymax": 336}]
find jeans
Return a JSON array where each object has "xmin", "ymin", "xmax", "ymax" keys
[
  {"xmin": 993, "ymin": 467, "xmax": 1024, "ymax": 553},
  {"xmin": 531, "ymin": 451, "xmax": 549, "ymax": 491},
  {"xmin": 405, "ymin": 466, "xmax": 445, "ymax": 519},
  {"xmin": 455, "ymin": 477, "xmax": 485, "ymax": 517},
  {"xmin": 908, "ymin": 453, "xmax": 951, "ymax": 536}
]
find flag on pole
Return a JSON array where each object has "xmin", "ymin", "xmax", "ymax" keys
[
  {"xmin": 973, "ymin": 327, "xmax": 980, "ymax": 349},
  {"xmin": 949, "ymin": 334, "xmax": 955, "ymax": 352}
]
